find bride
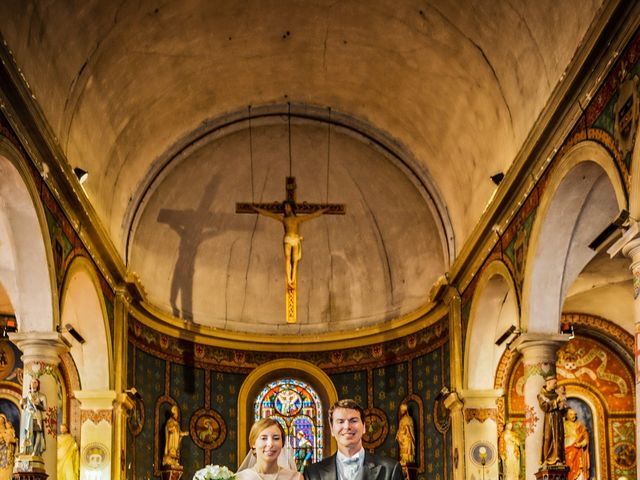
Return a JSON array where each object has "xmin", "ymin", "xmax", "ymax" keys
[{"xmin": 236, "ymin": 418, "xmax": 302, "ymax": 480}]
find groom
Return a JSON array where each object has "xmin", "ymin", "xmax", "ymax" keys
[{"xmin": 304, "ymin": 399, "xmax": 403, "ymax": 480}]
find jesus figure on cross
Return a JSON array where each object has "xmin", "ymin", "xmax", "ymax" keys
[{"xmin": 250, "ymin": 200, "xmax": 329, "ymax": 287}]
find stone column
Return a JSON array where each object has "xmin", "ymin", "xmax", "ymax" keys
[
  {"xmin": 10, "ymin": 331, "xmax": 67, "ymax": 478},
  {"xmin": 621, "ymin": 236, "xmax": 640, "ymax": 480},
  {"xmin": 460, "ymin": 389, "xmax": 503, "ymax": 480},
  {"xmin": 74, "ymin": 390, "xmax": 117, "ymax": 480},
  {"xmin": 512, "ymin": 334, "xmax": 567, "ymax": 480}
]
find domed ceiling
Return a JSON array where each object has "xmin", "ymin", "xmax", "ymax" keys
[
  {"xmin": 0, "ymin": 0, "xmax": 606, "ymax": 335},
  {"xmin": 129, "ymin": 115, "xmax": 447, "ymax": 333}
]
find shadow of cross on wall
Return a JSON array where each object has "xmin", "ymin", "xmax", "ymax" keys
[{"xmin": 157, "ymin": 174, "xmax": 237, "ymax": 322}]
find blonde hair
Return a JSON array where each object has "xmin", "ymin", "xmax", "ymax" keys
[{"xmin": 248, "ymin": 418, "xmax": 285, "ymax": 449}]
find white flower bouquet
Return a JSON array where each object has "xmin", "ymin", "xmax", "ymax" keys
[{"xmin": 193, "ymin": 465, "xmax": 235, "ymax": 480}]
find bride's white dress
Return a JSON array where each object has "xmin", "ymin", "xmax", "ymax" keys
[{"xmin": 235, "ymin": 467, "xmax": 302, "ymax": 480}]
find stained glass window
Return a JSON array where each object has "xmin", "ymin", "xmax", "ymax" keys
[{"xmin": 254, "ymin": 378, "xmax": 323, "ymax": 467}]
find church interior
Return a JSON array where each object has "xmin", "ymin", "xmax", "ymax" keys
[{"xmin": 0, "ymin": 1, "xmax": 639, "ymax": 479}]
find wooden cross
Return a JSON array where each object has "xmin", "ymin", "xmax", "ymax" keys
[{"xmin": 236, "ymin": 176, "xmax": 345, "ymax": 323}]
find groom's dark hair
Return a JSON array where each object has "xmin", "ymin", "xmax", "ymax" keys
[{"xmin": 328, "ymin": 399, "xmax": 365, "ymax": 423}]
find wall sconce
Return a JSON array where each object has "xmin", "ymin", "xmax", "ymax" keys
[
  {"xmin": 57, "ymin": 324, "xmax": 86, "ymax": 344},
  {"xmin": 561, "ymin": 322, "xmax": 575, "ymax": 339},
  {"xmin": 490, "ymin": 172, "xmax": 505, "ymax": 185},
  {"xmin": 588, "ymin": 209, "xmax": 629, "ymax": 250},
  {"xmin": 495, "ymin": 325, "xmax": 520, "ymax": 346},
  {"xmin": 73, "ymin": 167, "xmax": 89, "ymax": 184},
  {"xmin": 125, "ymin": 387, "xmax": 143, "ymax": 401}
]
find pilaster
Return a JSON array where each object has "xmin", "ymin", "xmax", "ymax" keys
[
  {"xmin": 445, "ymin": 289, "xmax": 465, "ymax": 480},
  {"xmin": 459, "ymin": 389, "xmax": 503, "ymax": 480},
  {"xmin": 74, "ymin": 390, "xmax": 117, "ymax": 480},
  {"xmin": 111, "ymin": 287, "xmax": 131, "ymax": 480}
]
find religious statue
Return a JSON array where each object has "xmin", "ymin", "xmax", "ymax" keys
[
  {"xmin": 537, "ymin": 377, "xmax": 568, "ymax": 467},
  {"xmin": 498, "ymin": 422, "xmax": 521, "ymax": 480},
  {"xmin": 57, "ymin": 424, "xmax": 79, "ymax": 480},
  {"xmin": 564, "ymin": 408, "xmax": 590, "ymax": 480},
  {"xmin": 251, "ymin": 201, "xmax": 329, "ymax": 287},
  {"xmin": 19, "ymin": 378, "xmax": 47, "ymax": 457},
  {"xmin": 162, "ymin": 405, "xmax": 189, "ymax": 468},
  {"xmin": 396, "ymin": 402, "xmax": 415, "ymax": 469},
  {"xmin": 294, "ymin": 431, "xmax": 312, "ymax": 472},
  {"xmin": 0, "ymin": 414, "xmax": 16, "ymax": 480}
]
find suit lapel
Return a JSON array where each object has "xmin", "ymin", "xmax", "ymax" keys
[
  {"xmin": 319, "ymin": 455, "xmax": 338, "ymax": 480},
  {"xmin": 363, "ymin": 453, "xmax": 381, "ymax": 480}
]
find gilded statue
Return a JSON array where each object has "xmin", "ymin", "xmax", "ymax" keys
[
  {"xmin": 0, "ymin": 414, "xmax": 16, "ymax": 480},
  {"xmin": 396, "ymin": 403, "xmax": 415, "ymax": 469},
  {"xmin": 57, "ymin": 424, "xmax": 79, "ymax": 480},
  {"xmin": 162, "ymin": 405, "xmax": 189, "ymax": 468},
  {"xmin": 537, "ymin": 378, "xmax": 568, "ymax": 467}
]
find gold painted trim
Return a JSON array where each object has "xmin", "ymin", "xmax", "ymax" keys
[
  {"xmin": 236, "ymin": 359, "xmax": 338, "ymax": 468},
  {"xmin": 129, "ymin": 300, "xmax": 447, "ymax": 351},
  {"xmin": 521, "ymin": 141, "xmax": 627, "ymax": 331}
]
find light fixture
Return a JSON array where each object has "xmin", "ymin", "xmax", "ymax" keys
[
  {"xmin": 495, "ymin": 325, "xmax": 519, "ymax": 346},
  {"xmin": 490, "ymin": 172, "xmax": 505, "ymax": 185},
  {"xmin": 57, "ymin": 323, "xmax": 86, "ymax": 344},
  {"xmin": 435, "ymin": 386, "xmax": 450, "ymax": 401},
  {"xmin": 125, "ymin": 387, "xmax": 142, "ymax": 401},
  {"xmin": 561, "ymin": 322, "xmax": 575, "ymax": 339},
  {"xmin": 73, "ymin": 167, "xmax": 88, "ymax": 184},
  {"xmin": 588, "ymin": 209, "xmax": 629, "ymax": 250}
]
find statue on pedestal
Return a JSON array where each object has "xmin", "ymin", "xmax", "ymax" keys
[
  {"xmin": 19, "ymin": 379, "xmax": 47, "ymax": 458},
  {"xmin": 162, "ymin": 405, "xmax": 188, "ymax": 468},
  {"xmin": 538, "ymin": 378, "xmax": 567, "ymax": 467}
]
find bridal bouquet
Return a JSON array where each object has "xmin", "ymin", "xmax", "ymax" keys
[{"xmin": 193, "ymin": 465, "xmax": 235, "ymax": 480}]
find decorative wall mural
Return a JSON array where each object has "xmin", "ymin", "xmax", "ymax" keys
[
  {"xmin": 82, "ymin": 442, "xmax": 109, "ymax": 472},
  {"xmin": 361, "ymin": 408, "xmax": 388, "ymax": 449},
  {"xmin": 190, "ymin": 409, "xmax": 226, "ymax": 450}
]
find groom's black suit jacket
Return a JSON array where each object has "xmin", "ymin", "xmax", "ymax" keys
[{"xmin": 303, "ymin": 452, "xmax": 403, "ymax": 480}]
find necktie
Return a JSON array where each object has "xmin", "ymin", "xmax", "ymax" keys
[{"xmin": 343, "ymin": 456, "xmax": 359, "ymax": 480}]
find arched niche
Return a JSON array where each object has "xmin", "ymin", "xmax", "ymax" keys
[
  {"xmin": 0, "ymin": 138, "xmax": 57, "ymax": 331},
  {"xmin": 60, "ymin": 256, "xmax": 113, "ymax": 390},
  {"xmin": 465, "ymin": 261, "xmax": 519, "ymax": 390},
  {"xmin": 522, "ymin": 141, "xmax": 626, "ymax": 333},
  {"xmin": 237, "ymin": 359, "xmax": 338, "ymax": 467}
]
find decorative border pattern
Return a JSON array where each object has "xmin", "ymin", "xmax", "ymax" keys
[{"xmin": 464, "ymin": 408, "xmax": 497, "ymax": 424}]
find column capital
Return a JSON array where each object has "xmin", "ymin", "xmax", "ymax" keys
[
  {"xmin": 511, "ymin": 333, "xmax": 568, "ymax": 362},
  {"xmin": 9, "ymin": 331, "xmax": 67, "ymax": 366},
  {"xmin": 74, "ymin": 389, "xmax": 117, "ymax": 410},
  {"xmin": 459, "ymin": 388, "xmax": 504, "ymax": 407}
]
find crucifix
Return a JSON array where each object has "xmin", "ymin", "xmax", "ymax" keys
[{"xmin": 236, "ymin": 176, "xmax": 345, "ymax": 323}]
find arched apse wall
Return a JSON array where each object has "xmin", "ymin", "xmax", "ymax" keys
[
  {"xmin": 522, "ymin": 141, "xmax": 627, "ymax": 333},
  {"xmin": 465, "ymin": 261, "xmax": 519, "ymax": 390},
  {"xmin": 0, "ymin": 138, "xmax": 56, "ymax": 331},
  {"xmin": 237, "ymin": 359, "xmax": 338, "ymax": 467},
  {"xmin": 60, "ymin": 257, "xmax": 113, "ymax": 390}
]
